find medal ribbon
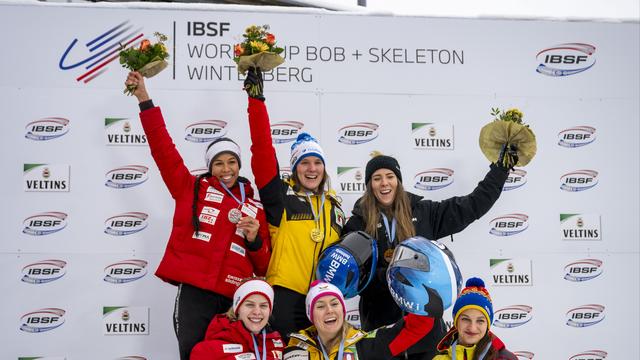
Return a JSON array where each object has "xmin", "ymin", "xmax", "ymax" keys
[
  {"xmin": 318, "ymin": 335, "xmax": 345, "ymax": 360},
  {"xmin": 381, "ymin": 213, "xmax": 397, "ymax": 247},
  {"xmin": 251, "ymin": 329, "xmax": 267, "ymax": 360},
  {"xmin": 306, "ymin": 192, "xmax": 326, "ymax": 229},
  {"xmin": 220, "ymin": 181, "xmax": 246, "ymax": 205},
  {"xmin": 450, "ymin": 340, "xmax": 490, "ymax": 360}
]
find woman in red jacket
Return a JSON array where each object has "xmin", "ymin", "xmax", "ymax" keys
[
  {"xmin": 191, "ymin": 278, "xmax": 284, "ymax": 360},
  {"xmin": 125, "ymin": 72, "xmax": 272, "ymax": 360}
]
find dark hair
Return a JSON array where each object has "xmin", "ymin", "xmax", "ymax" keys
[
  {"xmin": 192, "ymin": 172, "xmax": 211, "ymax": 235},
  {"xmin": 472, "ymin": 333, "xmax": 496, "ymax": 360},
  {"xmin": 361, "ymin": 180, "xmax": 415, "ymax": 243}
]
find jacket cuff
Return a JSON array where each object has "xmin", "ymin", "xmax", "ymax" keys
[
  {"xmin": 245, "ymin": 234, "xmax": 263, "ymax": 251},
  {"xmin": 139, "ymin": 99, "xmax": 155, "ymax": 112}
]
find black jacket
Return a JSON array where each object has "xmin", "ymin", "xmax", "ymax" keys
[{"xmin": 344, "ymin": 164, "xmax": 508, "ymax": 356}]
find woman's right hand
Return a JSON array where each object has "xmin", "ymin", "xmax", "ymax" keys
[{"xmin": 125, "ymin": 71, "xmax": 150, "ymax": 103}]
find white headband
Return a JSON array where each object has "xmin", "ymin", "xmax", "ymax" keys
[
  {"xmin": 233, "ymin": 279, "xmax": 274, "ymax": 315},
  {"xmin": 205, "ymin": 139, "xmax": 241, "ymax": 169}
]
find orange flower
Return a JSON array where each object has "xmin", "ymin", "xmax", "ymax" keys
[
  {"xmin": 265, "ymin": 33, "xmax": 275, "ymax": 45},
  {"xmin": 234, "ymin": 44, "xmax": 245, "ymax": 57},
  {"xmin": 140, "ymin": 39, "xmax": 151, "ymax": 51}
]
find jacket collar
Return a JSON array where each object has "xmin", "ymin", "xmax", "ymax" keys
[{"xmin": 436, "ymin": 327, "xmax": 506, "ymax": 353}]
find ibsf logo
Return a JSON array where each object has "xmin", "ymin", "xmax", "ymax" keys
[
  {"xmin": 23, "ymin": 212, "xmax": 68, "ymax": 236},
  {"xmin": 514, "ymin": 351, "xmax": 535, "ymax": 359},
  {"xmin": 104, "ymin": 212, "xmax": 148, "ymax": 235},
  {"xmin": 490, "ymin": 213, "xmax": 529, "ymax": 236},
  {"xmin": 558, "ymin": 126, "xmax": 596, "ymax": 148},
  {"xmin": 566, "ymin": 304, "xmax": 605, "ymax": 327},
  {"xmin": 18, "ymin": 357, "xmax": 67, "ymax": 360},
  {"xmin": 271, "ymin": 121, "xmax": 304, "ymax": 144},
  {"xmin": 338, "ymin": 122, "xmax": 379, "ymax": 145},
  {"xmin": 105, "ymin": 165, "xmax": 149, "ymax": 189},
  {"xmin": 25, "ymin": 117, "xmax": 70, "ymax": 141},
  {"xmin": 279, "ymin": 166, "xmax": 292, "ymax": 180},
  {"xmin": 564, "ymin": 259, "xmax": 603, "ymax": 282},
  {"xmin": 59, "ymin": 20, "xmax": 145, "ymax": 84},
  {"xmin": 185, "ymin": 120, "xmax": 228, "ymax": 143},
  {"xmin": 20, "ymin": 308, "xmax": 66, "ymax": 333},
  {"xmin": 116, "ymin": 357, "xmax": 148, "ymax": 360},
  {"xmin": 536, "ymin": 43, "xmax": 596, "ymax": 77},
  {"xmin": 504, "ymin": 169, "xmax": 527, "ymax": 191},
  {"xmin": 21, "ymin": 260, "xmax": 67, "ymax": 284},
  {"xmin": 569, "ymin": 350, "xmax": 607, "ymax": 360},
  {"xmin": 413, "ymin": 168, "xmax": 454, "ymax": 191},
  {"xmin": 494, "ymin": 305, "xmax": 533, "ymax": 328},
  {"xmin": 104, "ymin": 259, "xmax": 148, "ymax": 284},
  {"xmin": 345, "ymin": 309, "xmax": 361, "ymax": 327},
  {"xmin": 560, "ymin": 170, "xmax": 598, "ymax": 192}
]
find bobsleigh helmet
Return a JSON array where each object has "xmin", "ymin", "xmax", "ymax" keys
[
  {"xmin": 315, "ymin": 230, "xmax": 378, "ymax": 299},
  {"xmin": 386, "ymin": 236, "xmax": 462, "ymax": 316}
]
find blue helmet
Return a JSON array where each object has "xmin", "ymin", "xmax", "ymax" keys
[
  {"xmin": 315, "ymin": 231, "xmax": 378, "ymax": 299},
  {"xmin": 386, "ymin": 237, "xmax": 462, "ymax": 316}
]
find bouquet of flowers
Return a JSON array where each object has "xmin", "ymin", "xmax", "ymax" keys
[
  {"xmin": 479, "ymin": 107, "xmax": 537, "ymax": 167},
  {"xmin": 119, "ymin": 32, "xmax": 170, "ymax": 95},
  {"xmin": 234, "ymin": 25, "xmax": 285, "ymax": 97}
]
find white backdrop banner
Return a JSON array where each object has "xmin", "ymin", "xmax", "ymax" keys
[{"xmin": 1, "ymin": 2, "xmax": 638, "ymax": 359}]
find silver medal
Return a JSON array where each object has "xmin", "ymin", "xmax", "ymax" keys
[{"xmin": 228, "ymin": 208, "xmax": 243, "ymax": 224}]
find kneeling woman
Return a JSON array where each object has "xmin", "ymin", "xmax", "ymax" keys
[
  {"xmin": 191, "ymin": 278, "xmax": 284, "ymax": 359},
  {"xmin": 284, "ymin": 281, "xmax": 439, "ymax": 359},
  {"xmin": 433, "ymin": 277, "xmax": 517, "ymax": 360}
]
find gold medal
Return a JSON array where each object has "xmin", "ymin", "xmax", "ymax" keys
[
  {"xmin": 310, "ymin": 228, "xmax": 324, "ymax": 242},
  {"xmin": 384, "ymin": 248, "xmax": 395, "ymax": 263}
]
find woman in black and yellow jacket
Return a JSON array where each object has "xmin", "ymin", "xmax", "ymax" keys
[{"xmin": 244, "ymin": 68, "xmax": 345, "ymax": 341}]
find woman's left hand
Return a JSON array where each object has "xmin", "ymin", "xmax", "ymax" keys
[{"xmin": 237, "ymin": 216, "xmax": 260, "ymax": 242}]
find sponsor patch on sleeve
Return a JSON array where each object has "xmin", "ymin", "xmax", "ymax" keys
[
  {"xmin": 223, "ymin": 343, "xmax": 243, "ymax": 353},
  {"xmin": 230, "ymin": 242, "xmax": 246, "ymax": 257},
  {"xmin": 192, "ymin": 231, "xmax": 211, "ymax": 242},
  {"xmin": 283, "ymin": 349, "xmax": 309, "ymax": 360}
]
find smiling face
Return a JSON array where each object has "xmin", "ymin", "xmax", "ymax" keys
[
  {"xmin": 237, "ymin": 294, "xmax": 271, "ymax": 334},
  {"xmin": 370, "ymin": 168, "xmax": 398, "ymax": 207},
  {"xmin": 210, "ymin": 153, "xmax": 240, "ymax": 188},
  {"xmin": 456, "ymin": 308, "xmax": 488, "ymax": 346},
  {"xmin": 312, "ymin": 295, "xmax": 344, "ymax": 341},
  {"xmin": 295, "ymin": 156, "xmax": 325, "ymax": 193}
]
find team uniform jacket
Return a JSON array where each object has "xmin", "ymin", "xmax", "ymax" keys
[
  {"xmin": 343, "ymin": 164, "xmax": 509, "ymax": 332},
  {"xmin": 247, "ymin": 97, "xmax": 345, "ymax": 295},
  {"xmin": 283, "ymin": 314, "xmax": 440, "ymax": 360},
  {"xmin": 140, "ymin": 106, "xmax": 271, "ymax": 297},
  {"xmin": 433, "ymin": 328, "xmax": 517, "ymax": 360},
  {"xmin": 190, "ymin": 314, "xmax": 284, "ymax": 360}
]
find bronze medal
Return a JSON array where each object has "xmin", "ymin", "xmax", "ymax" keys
[
  {"xmin": 384, "ymin": 248, "xmax": 395, "ymax": 263},
  {"xmin": 227, "ymin": 208, "xmax": 242, "ymax": 224},
  {"xmin": 310, "ymin": 228, "xmax": 324, "ymax": 243}
]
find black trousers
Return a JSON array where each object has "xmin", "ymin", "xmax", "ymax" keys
[
  {"xmin": 270, "ymin": 285, "xmax": 311, "ymax": 343},
  {"xmin": 172, "ymin": 283, "xmax": 232, "ymax": 360}
]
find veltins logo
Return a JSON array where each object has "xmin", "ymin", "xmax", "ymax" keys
[
  {"xmin": 20, "ymin": 308, "xmax": 66, "ymax": 333},
  {"xmin": 338, "ymin": 122, "xmax": 379, "ymax": 145},
  {"xmin": 59, "ymin": 20, "xmax": 144, "ymax": 84},
  {"xmin": 536, "ymin": 43, "xmax": 596, "ymax": 77},
  {"xmin": 504, "ymin": 169, "xmax": 527, "ymax": 191},
  {"xmin": 564, "ymin": 259, "xmax": 603, "ymax": 282},
  {"xmin": 104, "ymin": 260, "xmax": 148, "ymax": 284},
  {"xmin": 489, "ymin": 213, "xmax": 529, "ymax": 236},
  {"xmin": 411, "ymin": 123, "xmax": 454, "ymax": 150},
  {"xmin": 271, "ymin": 121, "xmax": 304, "ymax": 144},
  {"xmin": 103, "ymin": 306, "xmax": 149, "ymax": 335},
  {"xmin": 413, "ymin": 168, "xmax": 454, "ymax": 191},
  {"xmin": 558, "ymin": 126, "xmax": 596, "ymax": 148},
  {"xmin": 560, "ymin": 213, "xmax": 601, "ymax": 241},
  {"xmin": 566, "ymin": 304, "xmax": 605, "ymax": 327},
  {"xmin": 494, "ymin": 305, "xmax": 533, "ymax": 328},
  {"xmin": 105, "ymin": 118, "xmax": 147, "ymax": 146},
  {"xmin": 23, "ymin": 164, "xmax": 70, "ymax": 192},
  {"xmin": 184, "ymin": 120, "xmax": 228, "ymax": 143},
  {"xmin": 105, "ymin": 165, "xmax": 149, "ymax": 189},
  {"xmin": 514, "ymin": 351, "xmax": 535, "ymax": 360},
  {"xmin": 560, "ymin": 170, "xmax": 598, "ymax": 192},
  {"xmin": 337, "ymin": 167, "xmax": 366, "ymax": 194},
  {"xmin": 569, "ymin": 350, "xmax": 607, "ymax": 360},
  {"xmin": 104, "ymin": 212, "xmax": 149, "ymax": 236},
  {"xmin": 489, "ymin": 259, "xmax": 532, "ymax": 286},
  {"xmin": 21, "ymin": 260, "xmax": 67, "ymax": 284},
  {"xmin": 23, "ymin": 212, "xmax": 68, "ymax": 236},
  {"xmin": 25, "ymin": 117, "xmax": 70, "ymax": 141}
]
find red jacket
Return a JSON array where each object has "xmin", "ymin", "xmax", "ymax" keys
[
  {"xmin": 140, "ymin": 107, "xmax": 271, "ymax": 297},
  {"xmin": 191, "ymin": 315, "xmax": 284, "ymax": 360}
]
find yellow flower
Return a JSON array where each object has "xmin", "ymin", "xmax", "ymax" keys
[{"xmin": 250, "ymin": 40, "xmax": 269, "ymax": 53}]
